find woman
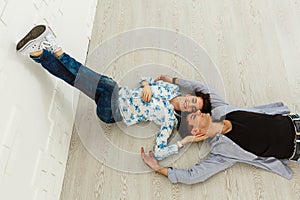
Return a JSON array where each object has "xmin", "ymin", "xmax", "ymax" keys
[{"xmin": 16, "ymin": 24, "xmax": 211, "ymax": 160}]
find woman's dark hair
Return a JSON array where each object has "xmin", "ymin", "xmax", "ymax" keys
[
  {"xmin": 195, "ymin": 91, "xmax": 212, "ymax": 115},
  {"xmin": 175, "ymin": 91, "xmax": 212, "ymax": 138}
]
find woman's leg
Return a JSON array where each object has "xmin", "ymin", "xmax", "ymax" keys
[
  {"xmin": 95, "ymin": 75, "xmax": 122, "ymax": 123},
  {"xmin": 54, "ymin": 50, "xmax": 122, "ymax": 123},
  {"xmin": 32, "ymin": 49, "xmax": 121, "ymax": 123},
  {"xmin": 31, "ymin": 48, "xmax": 105, "ymax": 101},
  {"xmin": 31, "ymin": 49, "xmax": 75, "ymax": 86},
  {"xmin": 17, "ymin": 24, "xmax": 121, "ymax": 123},
  {"xmin": 56, "ymin": 51, "xmax": 108, "ymax": 101}
]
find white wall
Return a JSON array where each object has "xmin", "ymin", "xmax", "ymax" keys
[{"xmin": 0, "ymin": 0, "xmax": 97, "ymax": 199}]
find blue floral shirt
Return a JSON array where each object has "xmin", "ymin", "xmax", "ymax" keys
[{"xmin": 118, "ymin": 77, "xmax": 181, "ymax": 160}]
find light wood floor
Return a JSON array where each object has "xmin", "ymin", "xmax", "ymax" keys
[{"xmin": 60, "ymin": 0, "xmax": 300, "ymax": 199}]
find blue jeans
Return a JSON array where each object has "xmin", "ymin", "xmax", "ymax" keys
[{"xmin": 31, "ymin": 50, "xmax": 122, "ymax": 123}]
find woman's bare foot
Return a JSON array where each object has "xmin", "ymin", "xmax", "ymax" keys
[
  {"xmin": 29, "ymin": 50, "xmax": 43, "ymax": 57},
  {"xmin": 54, "ymin": 49, "xmax": 64, "ymax": 57}
]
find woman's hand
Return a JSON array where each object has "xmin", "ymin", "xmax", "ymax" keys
[
  {"xmin": 141, "ymin": 84, "xmax": 152, "ymax": 102},
  {"xmin": 154, "ymin": 75, "xmax": 172, "ymax": 83},
  {"xmin": 181, "ymin": 134, "xmax": 207, "ymax": 145}
]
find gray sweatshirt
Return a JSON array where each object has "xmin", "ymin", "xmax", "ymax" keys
[{"xmin": 168, "ymin": 78, "xmax": 292, "ymax": 184}]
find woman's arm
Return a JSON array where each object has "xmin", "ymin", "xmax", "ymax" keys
[
  {"xmin": 152, "ymin": 122, "xmax": 179, "ymax": 160},
  {"xmin": 156, "ymin": 75, "xmax": 228, "ymax": 109}
]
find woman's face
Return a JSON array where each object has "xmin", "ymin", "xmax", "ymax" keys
[{"xmin": 178, "ymin": 95, "xmax": 203, "ymax": 112}]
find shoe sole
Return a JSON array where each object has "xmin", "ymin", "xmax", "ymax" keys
[{"xmin": 16, "ymin": 25, "xmax": 46, "ymax": 52}]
